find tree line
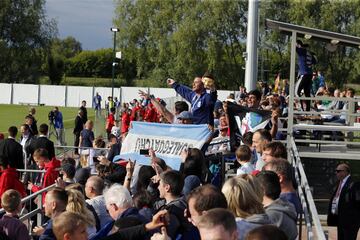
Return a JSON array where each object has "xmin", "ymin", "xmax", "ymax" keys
[{"xmin": 1, "ymin": 0, "xmax": 360, "ymax": 89}]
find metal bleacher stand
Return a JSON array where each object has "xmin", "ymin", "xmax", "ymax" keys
[
  {"xmin": 290, "ymin": 137, "xmax": 327, "ymax": 240},
  {"xmin": 0, "ymin": 145, "xmax": 111, "ymax": 237},
  {"xmin": 0, "ymin": 181, "xmax": 56, "ymax": 235},
  {"xmin": 266, "ymin": 19, "xmax": 360, "ymax": 240}
]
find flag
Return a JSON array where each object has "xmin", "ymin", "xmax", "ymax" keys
[
  {"xmin": 114, "ymin": 121, "xmax": 212, "ymax": 170},
  {"xmin": 274, "ymin": 73, "xmax": 280, "ymax": 92},
  {"xmin": 227, "ymin": 102, "xmax": 272, "ymax": 151}
]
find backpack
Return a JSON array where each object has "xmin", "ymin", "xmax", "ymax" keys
[{"xmin": 165, "ymin": 198, "xmax": 193, "ymax": 235}]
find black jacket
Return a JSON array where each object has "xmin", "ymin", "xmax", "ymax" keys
[
  {"xmin": 100, "ymin": 224, "xmax": 148, "ymax": 240},
  {"xmin": 156, "ymin": 198, "xmax": 193, "ymax": 239},
  {"xmin": 26, "ymin": 136, "xmax": 55, "ymax": 160},
  {"xmin": 80, "ymin": 106, "xmax": 88, "ymax": 123},
  {"xmin": 0, "ymin": 138, "xmax": 24, "ymax": 169},
  {"xmin": 107, "ymin": 142, "xmax": 122, "ymax": 162},
  {"xmin": 327, "ymin": 176, "xmax": 360, "ymax": 227},
  {"xmin": 74, "ymin": 115, "xmax": 84, "ymax": 135}
]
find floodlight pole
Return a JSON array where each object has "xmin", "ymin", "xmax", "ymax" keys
[
  {"xmin": 111, "ymin": 31, "xmax": 117, "ymax": 99},
  {"xmin": 287, "ymin": 31, "xmax": 297, "ymax": 162},
  {"xmin": 111, "ymin": 28, "xmax": 119, "ymax": 99},
  {"xmin": 244, "ymin": 0, "xmax": 259, "ymax": 91}
]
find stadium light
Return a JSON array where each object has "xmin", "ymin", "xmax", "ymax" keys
[
  {"xmin": 304, "ymin": 34, "xmax": 312, "ymax": 40},
  {"xmin": 331, "ymin": 39, "xmax": 340, "ymax": 45},
  {"xmin": 110, "ymin": 27, "xmax": 119, "ymax": 32},
  {"xmin": 110, "ymin": 27, "xmax": 119, "ymax": 99}
]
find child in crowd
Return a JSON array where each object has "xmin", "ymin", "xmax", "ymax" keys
[
  {"xmin": 27, "ymin": 148, "xmax": 60, "ymax": 203},
  {"xmin": 60, "ymin": 163, "xmax": 76, "ymax": 186},
  {"xmin": 0, "ymin": 156, "xmax": 26, "ymax": 207},
  {"xmin": 235, "ymin": 145, "xmax": 254, "ymax": 175},
  {"xmin": 52, "ymin": 211, "xmax": 88, "ymax": 240},
  {"xmin": 0, "ymin": 190, "xmax": 30, "ymax": 240}
]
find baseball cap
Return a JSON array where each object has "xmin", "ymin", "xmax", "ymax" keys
[{"xmin": 177, "ymin": 111, "xmax": 193, "ymax": 120}]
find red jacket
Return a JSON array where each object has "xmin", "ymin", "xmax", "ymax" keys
[
  {"xmin": 0, "ymin": 168, "xmax": 26, "ymax": 206},
  {"xmin": 144, "ymin": 106, "xmax": 157, "ymax": 123},
  {"xmin": 130, "ymin": 105, "xmax": 140, "ymax": 122},
  {"xmin": 121, "ymin": 111, "xmax": 130, "ymax": 134},
  {"xmin": 31, "ymin": 158, "xmax": 60, "ymax": 203},
  {"xmin": 106, "ymin": 113, "xmax": 115, "ymax": 133}
]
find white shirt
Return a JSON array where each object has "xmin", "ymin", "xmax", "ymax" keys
[
  {"xmin": 20, "ymin": 134, "xmax": 29, "ymax": 149},
  {"xmin": 339, "ymin": 175, "xmax": 350, "ymax": 194},
  {"xmin": 237, "ymin": 162, "xmax": 255, "ymax": 175},
  {"xmin": 331, "ymin": 174, "xmax": 350, "ymax": 214}
]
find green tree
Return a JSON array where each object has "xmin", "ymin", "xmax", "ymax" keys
[
  {"xmin": 47, "ymin": 55, "xmax": 64, "ymax": 85},
  {"xmin": 261, "ymin": 0, "xmax": 360, "ymax": 88},
  {"xmin": 113, "ymin": 0, "xmax": 247, "ymax": 89},
  {"xmin": 0, "ymin": 0, "xmax": 56, "ymax": 83},
  {"xmin": 65, "ymin": 48, "xmax": 137, "ymax": 84},
  {"xmin": 52, "ymin": 36, "xmax": 82, "ymax": 59}
]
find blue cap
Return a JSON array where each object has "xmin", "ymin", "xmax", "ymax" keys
[{"xmin": 177, "ymin": 111, "xmax": 193, "ymax": 120}]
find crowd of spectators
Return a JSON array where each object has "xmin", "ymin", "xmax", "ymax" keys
[{"xmin": 0, "ymin": 70, "xmax": 358, "ymax": 240}]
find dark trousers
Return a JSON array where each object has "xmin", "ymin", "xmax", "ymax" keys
[
  {"xmin": 295, "ymin": 74, "xmax": 312, "ymax": 111},
  {"xmin": 338, "ymin": 224, "xmax": 359, "ymax": 240},
  {"xmin": 74, "ymin": 132, "xmax": 80, "ymax": 154}
]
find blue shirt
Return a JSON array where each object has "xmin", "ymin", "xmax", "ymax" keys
[
  {"xmin": 80, "ymin": 129, "xmax": 94, "ymax": 147},
  {"xmin": 54, "ymin": 111, "xmax": 63, "ymax": 129},
  {"xmin": 39, "ymin": 219, "xmax": 55, "ymax": 240},
  {"xmin": 280, "ymin": 192, "xmax": 302, "ymax": 216},
  {"xmin": 172, "ymin": 83, "xmax": 217, "ymax": 125},
  {"xmin": 93, "ymin": 95, "xmax": 102, "ymax": 109},
  {"xmin": 296, "ymin": 47, "xmax": 316, "ymax": 75}
]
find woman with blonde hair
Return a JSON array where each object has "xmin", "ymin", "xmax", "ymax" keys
[
  {"xmin": 222, "ymin": 176, "xmax": 272, "ymax": 240},
  {"xmin": 237, "ymin": 173, "xmax": 264, "ymax": 201},
  {"xmin": 66, "ymin": 188, "xmax": 97, "ymax": 238}
]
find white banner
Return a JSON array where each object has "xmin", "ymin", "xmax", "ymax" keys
[{"xmin": 114, "ymin": 121, "xmax": 212, "ymax": 170}]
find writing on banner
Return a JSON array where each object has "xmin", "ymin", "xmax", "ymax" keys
[
  {"xmin": 122, "ymin": 134, "xmax": 198, "ymax": 157},
  {"xmin": 134, "ymin": 137, "xmax": 194, "ymax": 156},
  {"xmin": 116, "ymin": 122, "xmax": 212, "ymax": 170}
]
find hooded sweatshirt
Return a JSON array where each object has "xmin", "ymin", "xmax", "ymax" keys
[
  {"xmin": 265, "ymin": 198, "xmax": 298, "ymax": 240},
  {"xmin": 31, "ymin": 157, "xmax": 61, "ymax": 203},
  {"xmin": 236, "ymin": 213, "xmax": 272, "ymax": 240},
  {"xmin": 0, "ymin": 168, "xmax": 27, "ymax": 206}
]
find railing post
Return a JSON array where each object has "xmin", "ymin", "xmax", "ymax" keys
[
  {"xmin": 36, "ymin": 194, "xmax": 43, "ymax": 226},
  {"xmin": 347, "ymin": 100, "xmax": 355, "ymax": 142},
  {"xmin": 287, "ymin": 30, "xmax": 297, "ymax": 162}
]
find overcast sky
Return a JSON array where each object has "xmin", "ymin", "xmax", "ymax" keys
[{"xmin": 45, "ymin": 0, "xmax": 115, "ymax": 50}]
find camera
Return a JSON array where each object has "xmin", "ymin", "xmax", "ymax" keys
[{"xmin": 48, "ymin": 111, "xmax": 55, "ymax": 123}]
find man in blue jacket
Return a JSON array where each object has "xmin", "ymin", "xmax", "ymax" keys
[
  {"xmin": 53, "ymin": 107, "xmax": 64, "ymax": 146},
  {"xmin": 295, "ymin": 40, "xmax": 317, "ymax": 112},
  {"xmin": 167, "ymin": 74, "xmax": 217, "ymax": 126}
]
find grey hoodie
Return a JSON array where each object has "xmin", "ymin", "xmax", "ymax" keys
[
  {"xmin": 236, "ymin": 213, "xmax": 272, "ymax": 240},
  {"xmin": 265, "ymin": 198, "xmax": 298, "ymax": 240}
]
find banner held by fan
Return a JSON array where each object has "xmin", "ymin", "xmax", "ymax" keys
[{"xmin": 113, "ymin": 121, "xmax": 212, "ymax": 170}]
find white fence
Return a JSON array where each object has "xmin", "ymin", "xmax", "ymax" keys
[{"xmin": 0, "ymin": 83, "xmax": 235, "ymax": 107}]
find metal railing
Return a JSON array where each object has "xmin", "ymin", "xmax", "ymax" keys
[
  {"xmin": 0, "ymin": 183, "xmax": 57, "ymax": 234},
  {"xmin": 290, "ymin": 137, "xmax": 327, "ymax": 240},
  {"xmin": 281, "ymin": 95, "xmax": 360, "ymax": 161}
]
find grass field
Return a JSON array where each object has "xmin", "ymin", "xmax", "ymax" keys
[{"xmin": 0, "ymin": 104, "xmax": 106, "ymax": 148}]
